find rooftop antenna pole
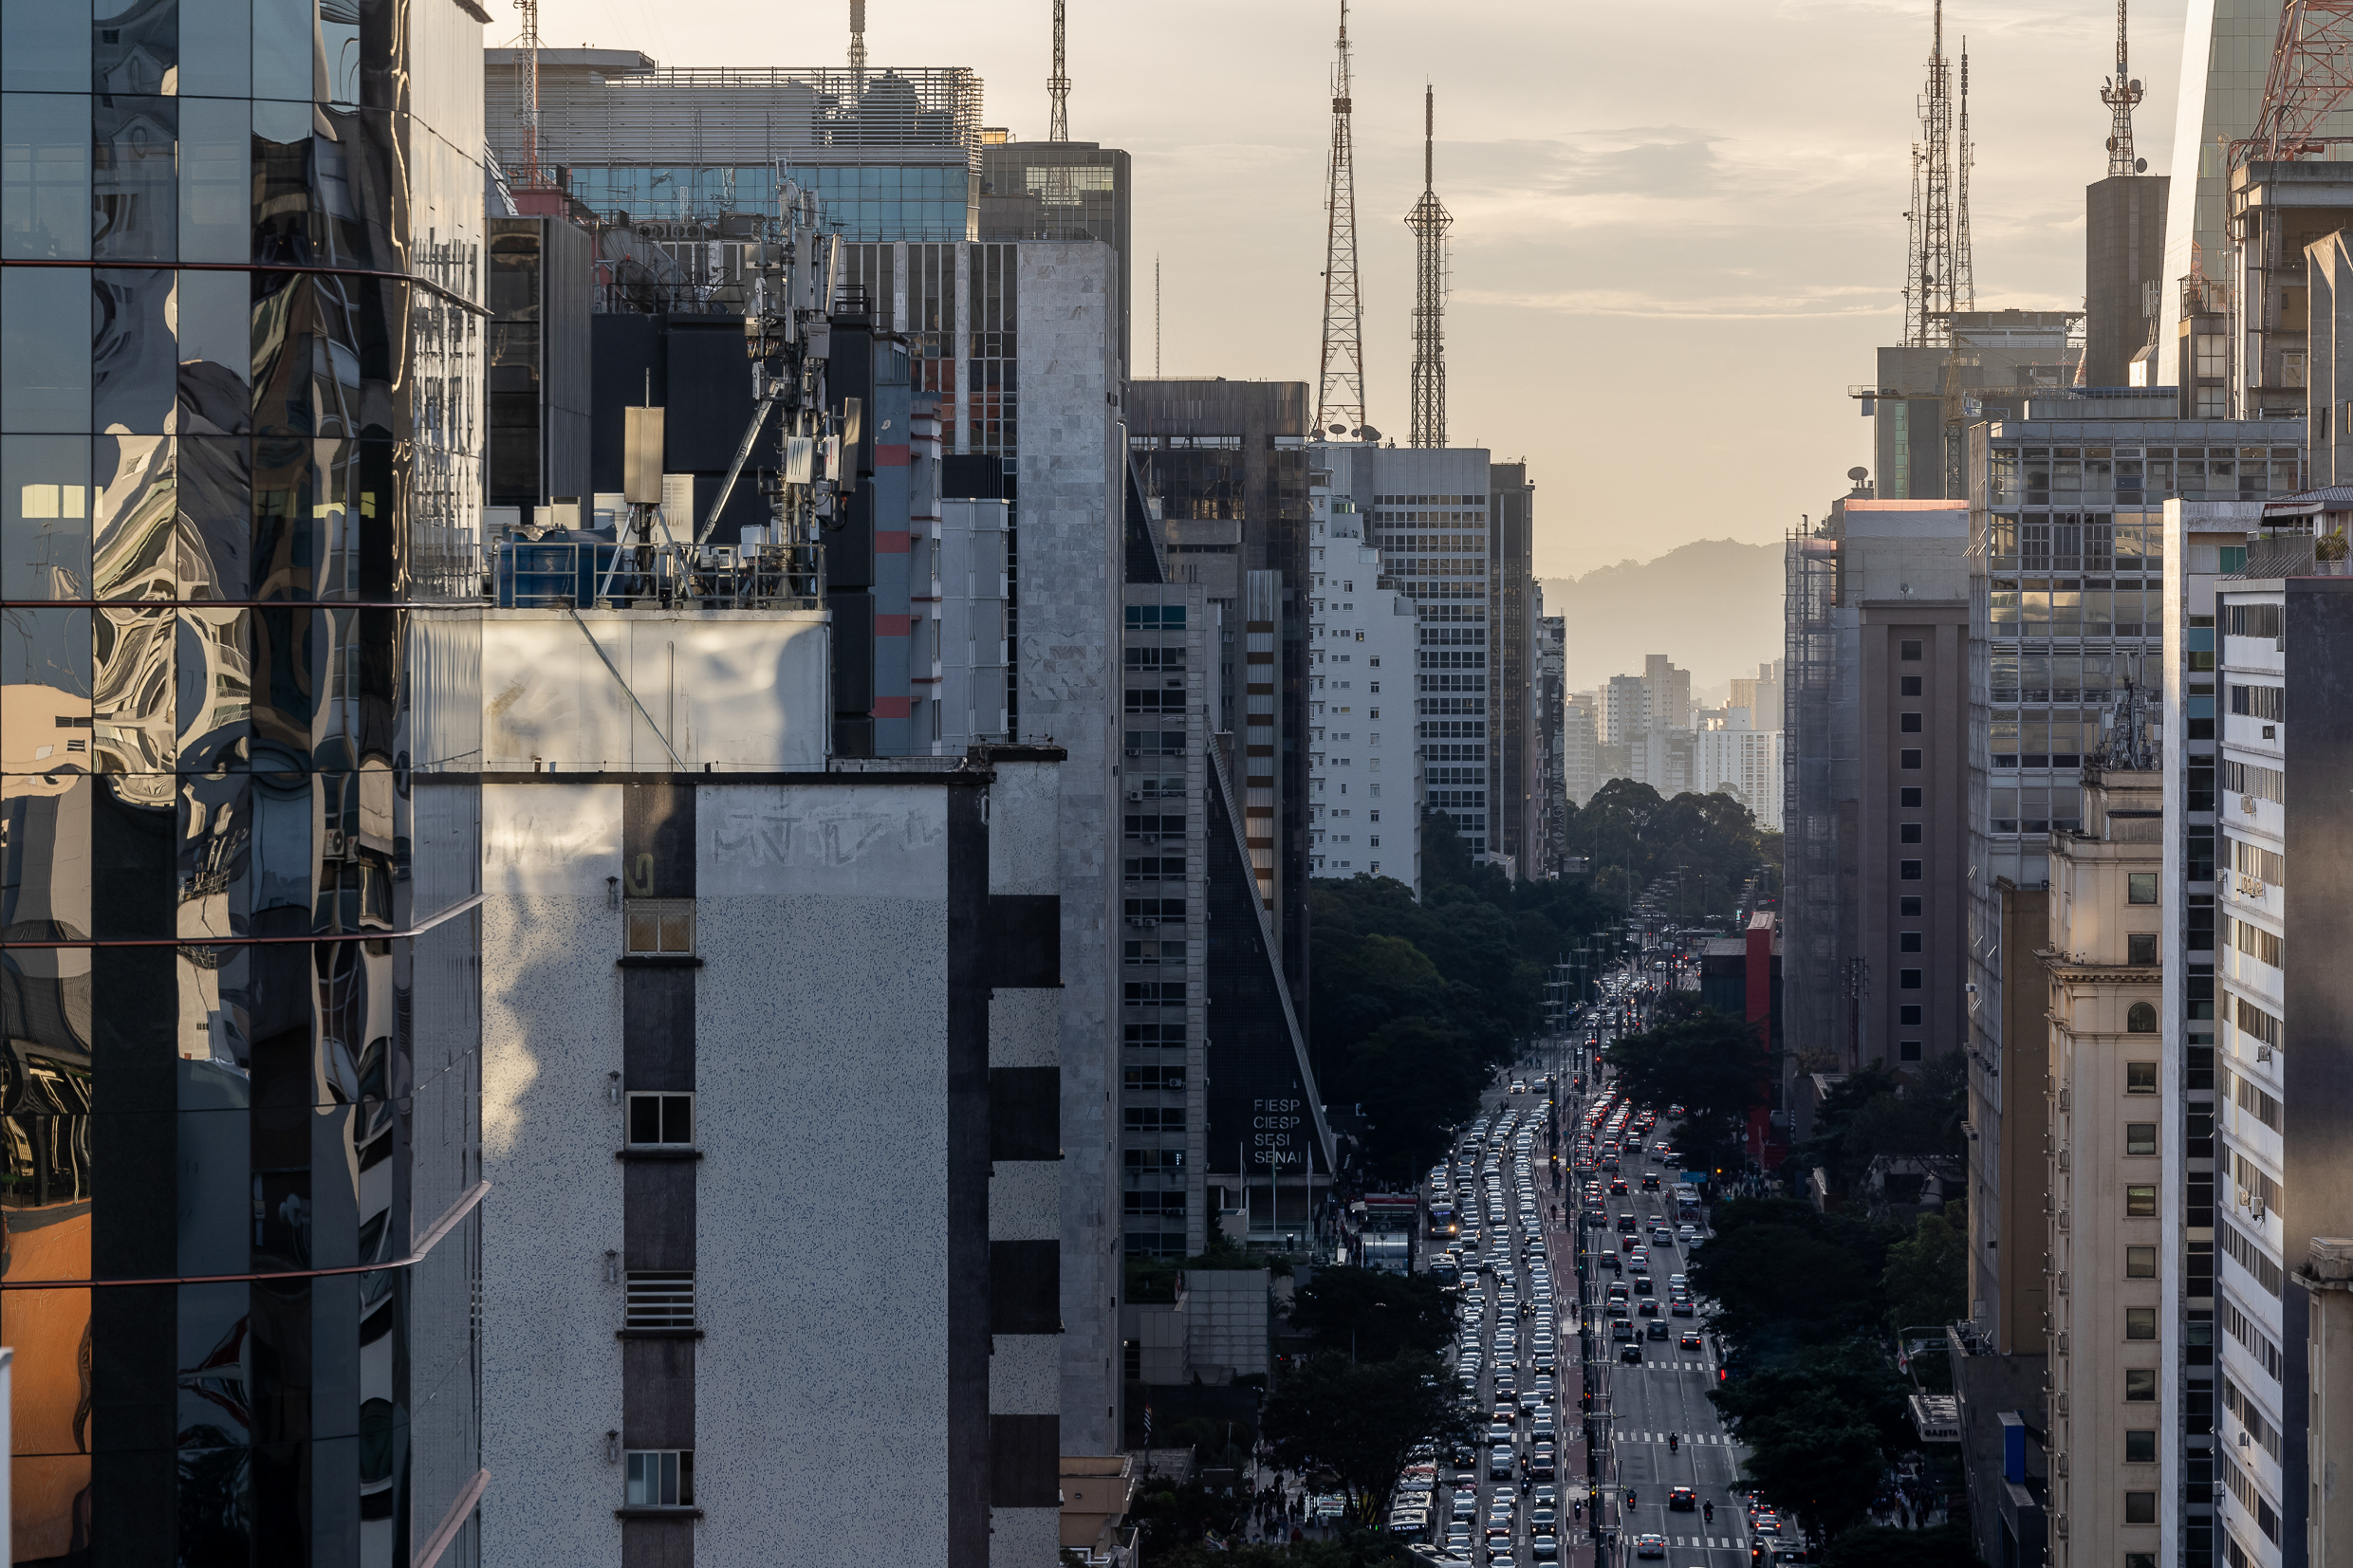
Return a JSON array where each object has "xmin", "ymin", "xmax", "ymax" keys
[
  {"xmin": 513, "ymin": 0, "xmax": 543, "ymax": 189},
  {"xmin": 1048, "ymin": 0, "xmax": 1070, "ymax": 141},
  {"xmin": 1405, "ymin": 83, "xmax": 1452, "ymax": 448},
  {"xmin": 1315, "ymin": 2, "xmax": 1366, "ymax": 439},
  {"xmin": 1155, "ymin": 252, "xmax": 1162, "ymax": 377},
  {"xmin": 1904, "ymin": 1, "xmax": 1955, "ymax": 347},
  {"xmin": 1044, "ymin": 2, "xmax": 1072, "ymax": 236},
  {"xmin": 2103, "ymin": 0, "xmax": 2145, "ymax": 175},
  {"xmin": 1956, "ymin": 42, "xmax": 1975, "ymax": 310},
  {"xmin": 849, "ymin": 0, "xmax": 867, "ymax": 83}
]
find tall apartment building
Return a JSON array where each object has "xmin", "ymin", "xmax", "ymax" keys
[
  {"xmin": 1311, "ymin": 444, "xmax": 1509, "ymax": 858},
  {"xmin": 1129, "ymin": 380, "xmax": 1312, "ymax": 994},
  {"xmin": 1491, "ymin": 463, "xmax": 1539, "ymax": 868},
  {"xmin": 2199, "ymin": 525, "xmax": 2353, "ymax": 1568},
  {"xmin": 0, "ymin": 0, "xmax": 491, "ymax": 1557},
  {"xmin": 2041, "ymin": 758, "xmax": 2168, "ymax": 1568},
  {"xmin": 1730, "ymin": 660, "xmax": 1784, "ymax": 731},
  {"xmin": 1116, "ymin": 566, "xmax": 1335, "ymax": 1260},
  {"xmin": 1868, "ymin": 311, "xmax": 2082, "ymax": 499},
  {"xmin": 1693, "ymin": 724, "xmax": 1784, "ymax": 831},
  {"xmin": 2162, "ymin": 499, "xmax": 2254, "ymax": 1568},
  {"xmin": 1782, "ymin": 499, "xmax": 1970, "ymax": 1084},
  {"xmin": 1538, "ymin": 613, "xmax": 1567, "ymax": 875},
  {"xmin": 1306, "ymin": 469, "xmax": 1422, "ymax": 891},
  {"xmin": 1602, "ymin": 673, "xmax": 1649, "ymax": 749},
  {"xmin": 1563, "ymin": 693, "xmax": 1603, "ymax": 808}
]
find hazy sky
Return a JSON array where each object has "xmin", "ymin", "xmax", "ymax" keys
[{"xmin": 523, "ymin": 0, "xmax": 2185, "ymax": 579}]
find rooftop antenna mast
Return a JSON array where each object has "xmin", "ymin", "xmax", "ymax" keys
[
  {"xmin": 1405, "ymin": 83, "xmax": 1452, "ymax": 448},
  {"xmin": 512, "ymin": 0, "xmax": 544, "ymax": 189},
  {"xmin": 2103, "ymin": 1, "xmax": 2146, "ymax": 175},
  {"xmin": 1902, "ymin": 0, "xmax": 1955, "ymax": 347},
  {"xmin": 2235, "ymin": 0, "xmax": 2353, "ymax": 168},
  {"xmin": 1956, "ymin": 42, "xmax": 1975, "ymax": 310},
  {"xmin": 1044, "ymin": 1, "xmax": 1073, "ymax": 237},
  {"xmin": 849, "ymin": 0, "xmax": 868, "ymax": 83},
  {"xmin": 1315, "ymin": 2, "xmax": 1366, "ymax": 438}
]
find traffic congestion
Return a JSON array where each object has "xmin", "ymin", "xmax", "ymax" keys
[{"xmin": 1390, "ymin": 939, "xmax": 1806, "ymax": 1567}]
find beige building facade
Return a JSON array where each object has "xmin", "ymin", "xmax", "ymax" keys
[{"xmin": 2043, "ymin": 764, "xmax": 2168, "ymax": 1566}]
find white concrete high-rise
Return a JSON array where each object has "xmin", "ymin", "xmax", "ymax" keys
[{"xmin": 1307, "ymin": 474, "xmax": 1423, "ymax": 893}]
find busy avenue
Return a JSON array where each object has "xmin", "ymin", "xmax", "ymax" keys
[{"xmin": 1395, "ymin": 946, "xmax": 1793, "ymax": 1566}]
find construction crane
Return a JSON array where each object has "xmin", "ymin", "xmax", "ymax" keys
[
  {"xmin": 1405, "ymin": 84, "xmax": 1452, "ymax": 449},
  {"xmin": 1314, "ymin": 3, "xmax": 1367, "ymax": 438},
  {"xmin": 2237, "ymin": 0, "xmax": 2353, "ymax": 166}
]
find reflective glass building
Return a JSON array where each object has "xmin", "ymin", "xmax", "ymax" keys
[{"xmin": 0, "ymin": 0, "xmax": 487, "ymax": 1559}]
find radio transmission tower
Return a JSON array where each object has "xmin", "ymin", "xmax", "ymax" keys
[
  {"xmin": 512, "ymin": 0, "xmax": 545, "ymax": 188},
  {"xmin": 1048, "ymin": 2, "xmax": 1070, "ymax": 140},
  {"xmin": 1043, "ymin": 1, "xmax": 1072, "ymax": 236},
  {"xmin": 1315, "ymin": 3, "xmax": 1366, "ymax": 437},
  {"xmin": 1901, "ymin": 0, "xmax": 1956, "ymax": 347},
  {"xmin": 849, "ymin": 0, "xmax": 867, "ymax": 77},
  {"xmin": 1405, "ymin": 84, "xmax": 1452, "ymax": 448},
  {"xmin": 1955, "ymin": 42, "xmax": 1974, "ymax": 310},
  {"xmin": 2102, "ymin": 1, "xmax": 2145, "ymax": 175},
  {"xmin": 2239, "ymin": 0, "xmax": 2353, "ymax": 166}
]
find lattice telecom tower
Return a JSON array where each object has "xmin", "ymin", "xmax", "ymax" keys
[
  {"xmin": 1405, "ymin": 84, "xmax": 1452, "ymax": 449},
  {"xmin": 1902, "ymin": 0, "xmax": 1956, "ymax": 347},
  {"xmin": 2102, "ymin": 1, "xmax": 2145, "ymax": 175},
  {"xmin": 848, "ymin": 0, "xmax": 867, "ymax": 77},
  {"xmin": 2238, "ymin": 0, "xmax": 2353, "ymax": 165},
  {"xmin": 1315, "ymin": 3, "xmax": 1366, "ymax": 437}
]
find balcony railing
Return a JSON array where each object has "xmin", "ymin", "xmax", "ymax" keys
[{"xmin": 491, "ymin": 537, "xmax": 824, "ymax": 610}]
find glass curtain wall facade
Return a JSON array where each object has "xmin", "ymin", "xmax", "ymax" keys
[{"xmin": 1, "ymin": 0, "xmax": 486, "ymax": 1559}]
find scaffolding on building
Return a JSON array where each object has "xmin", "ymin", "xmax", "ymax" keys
[{"xmin": 1784, "ymin": 525, "xmax": 1850, "ymax": 1074}]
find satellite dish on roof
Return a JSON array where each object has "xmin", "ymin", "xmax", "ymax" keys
[
  {"xmin": 2135, "ymin": 157, "xmax": 2148, "ymax": 174},
  {"xmin": 1847, "ymin": 466, "xmax": 1869, "ymax": 482}
]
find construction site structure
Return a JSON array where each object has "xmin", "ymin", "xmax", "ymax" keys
[
  {"xmin": 2102, "ymin": 0, "xmax": 2145, "ymax": 177},
  {"xmin": 1315, "ymin": 2, "xmax": 1367, "ymax": 439},
  {"xmin": 1405, "ymin": 84, "xmax": 1451, "ymax": 450}
]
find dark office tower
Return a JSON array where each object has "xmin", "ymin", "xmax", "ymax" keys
[
  {"xmin": 2086, "ymin": 174, "xmax": 2170, "ymax": 389},
  {"xmin": 1489, "ymin": 462, "xmax": 1535, "ymax": 870},
  {"xmin": 1124, "ymin": 379, "xmax": 1312, "ymax": 1000},
  {"xmin": 0, "ymin": 0, "xmax": 489, "ymax": 1560},
  {"xmin": 977, "ymin": 138, "xmax": 1131, "ymax": 372}
]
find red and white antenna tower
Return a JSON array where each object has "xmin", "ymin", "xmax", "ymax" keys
[{"xmin": 2239, "ymin": 0, "xmax": 2353, "ymax": 165}]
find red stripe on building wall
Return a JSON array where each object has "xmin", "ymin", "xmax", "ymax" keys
[
  {"xmin": 876, "ymin": 530, "xmax": 912, "ymax": 553},
  {"xmin": 870, "ymin": 696, "xmax": 914, "ymax": 719},
  {"xmin": 875, "ymin": 615, "xmax": 914, "ymax": 636},
  {"xmin": 876, "ymin": 443, "xmax": 911, "ymax": 467}
]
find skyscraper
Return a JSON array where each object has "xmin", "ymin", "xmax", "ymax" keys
[{"xmin": 1, "ymin": 0, "xmax": 490, "ymax": 1557}]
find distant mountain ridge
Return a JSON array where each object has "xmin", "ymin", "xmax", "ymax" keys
[{"xmin": 1540, "ymin": 538, "xmax": 1784, "ymax": 698}]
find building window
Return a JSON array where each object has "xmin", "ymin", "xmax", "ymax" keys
[
  {"xmin": 626, "ymin": 897, "xmax": 696, "ymax": 955},
  {"xmin": 1899, "ymin": 1005, "xmax": 1922, "ymax": 1025},
  {"xmin": 1899, "ymin": 968, "xmax": 1923, "ymax": 989},
  {"xmin": 1900, "ymin": 675, "xmax": 1922, "ymax": 696},
  {"xmin": 1900, "ymin": 787, "xmax": 1922, "ymax": 807},
  {"xmin": 2125, "ymin": 1306, "xmax": 2157, "ymax": 1338},
  {"xmin": 1899, "ymin": 932, "xmax": 1923, "ymax": 952},
  {"xmin": 2125, "ymin": 1122, "xmax": 2157, "ymax": 1156},
  {"xmin": 1900, "ymin": 639, "xmax": 1922, "ymax": 660},
  {"xmin": 2126, "ymin": 1061, "xmax": 2158, "ymax": 1092},
  {"xmin": 1900, "ymin": 711, "xmax": 1923, "ymax": 733},
  {"xmin": 1899, "ymin": 859, "xmax": 1923, "ymax": 880},
  {"xmin": 2123, "ymin": 1490, "xmax": 2157, "ymax": 1525},
  {"xmin": 626, "ymin": 1449, "xmax": 694, "ymax": 1508},
  {"xmin": 626, "ymin": 1272, "xmax": 696, "ymax": 1328},
  {"xmin": 2125, "ymin": 1245, "xmax": 2156, "ymax": 1278},
  {"xmin": 1900, "ymin": 896, "xmax": 1922, "ymax": 917},
  {"xmin": 2124, "ymin": 1430, "xmax": 2157, "ymax": 1465},
  {"xmin": 1899, "ymin": 748, "xmax": 1923, "ymax": 769},
  {"xmin": 2125, "ymin": 1368, "xmax": 2156, "ymax": 1400},
  {"xmin": 2126, "ymin": 1556, "xmax": 2157, "ymax": 1568},
  {"xmin": 2125, "ymin": 1186, "xmax": 2158, "ymax": 1218},
  {"xmin": 1900, "ymin": 822, "xmax": 1923, "ymax": 844},
  {"xmin": 2127, "ymin": 872, "xmax": 2158, "ymax": 905},
  {"xmin": 2127, "ymin": 933, "xmax": 2158, "ymax": 966},
  {"xmin": 626, "ymin": 1092, "xmax": 695, "ymax": 1148},
  {"xmin": 2126, "ymin": 1002, "xmax": 2158, "ymax": 1034},
  {"xmin": 1899, "ymin": 1040, "xmax": 1922, "ymax": 1062}
]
